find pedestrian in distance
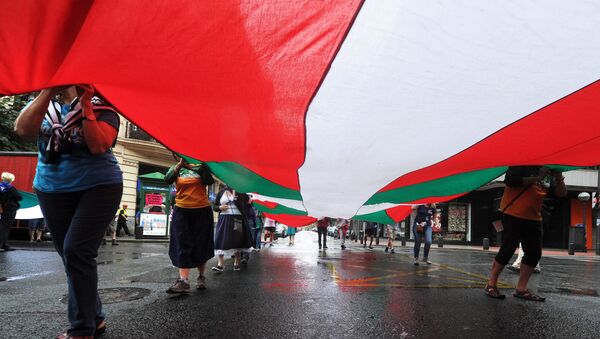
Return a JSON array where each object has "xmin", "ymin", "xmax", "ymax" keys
[
  {"xmin": 115, "ymin": 204, "xmax": 131, "ymax": 236},
  {"xmin": 212, "ymin": 187, "xmax": 254, "ymax": 272},
  {"xmin": 336, "ymin": 218, "xmax": 349, "ymax": 250},
  {"xmin": 287, "ymin": 224, "xmax": 297, "ymax": 245},
  {"xmin": 506, "ymin": 242, "xmax": 541, "ymax": 274},
  {"xmin": 164, "ymin": 154, "xmax": 215, "ymax": 293},
  {"xmin": 28, "ymin": 218, "xmax": 45, "ymax": 243},
  {"xmin": 385, "ymin": 222, "xmax": 399, "ymax": 254},
  {"xmin": 102, "ymin": 217, "xmax": 119, "ymax": 246},
  {"xmin": 316, "ymin": 217, "xmax": 330, "ymax": 250},
  {"xmin": 413, "ymin": 203, "xmax": 436, "ymax": 265},
  {"xmin": 364, "ymin": 221, "xmax": 377, "ymax": 249},
  {"xmin": 263, "ymin": 216, "xmax": 277, "ymax": 247},
  {"xmin": 241, "ymin": 202, "xmax": 260, "ymax": 264},
  {"xmin": 15, "ymin": 84, "xmax": 123, "ymax": 338},
  {"xmin": 485, "ymin": 166, "xmax": 566, "ymax": 302},
  {"xmin": 252, "ymin": 209, "xmax": 264, "ymax": 251},
  {"xmin": 0, "ymin": 172, "xmax": 22, "ymax": 252}
]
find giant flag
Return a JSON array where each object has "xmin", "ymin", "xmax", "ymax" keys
[{"xmin": 1, "ymin": 1, "xmax": 599, "ymax": 225}]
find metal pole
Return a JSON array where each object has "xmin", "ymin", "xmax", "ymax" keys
[
  {"xmin": 583, "ymin": 202, "xmax": 587, "ymax": 252},
  {"xmin": 596, "ymin": 167, "xmax": 600, "ymax": 255}
]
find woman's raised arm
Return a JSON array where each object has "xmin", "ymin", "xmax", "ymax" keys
[{"xmin": 14, "ymin": 89, "xmax": 56, "ymax": 141}]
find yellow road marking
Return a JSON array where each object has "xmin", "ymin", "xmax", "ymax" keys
[{"xmin": 326, "ymin": 258, "xmax": 514, "ymax": 289}]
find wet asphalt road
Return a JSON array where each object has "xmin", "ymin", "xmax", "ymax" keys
[{"xmin": 1, "ymin": 231, "xmax": 599, "ymax": 339}]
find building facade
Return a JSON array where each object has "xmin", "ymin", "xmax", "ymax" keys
[{"xmin": 112, "ymin": 118, "xmax": 174, "ymax": 213}]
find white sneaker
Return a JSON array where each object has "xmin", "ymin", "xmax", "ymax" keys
[{"xmin": 211, "ymin": 266, "xmax": 224, "ymax": 272}]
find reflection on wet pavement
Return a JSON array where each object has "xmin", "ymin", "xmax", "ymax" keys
[{"xmin": 263, "ymin": 232, "xmax": 513, "ymax": 290}]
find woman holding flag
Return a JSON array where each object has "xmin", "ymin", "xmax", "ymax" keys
[{"xmin": 15, "ymin": 85, "xmax": 122, "ymax": 338}]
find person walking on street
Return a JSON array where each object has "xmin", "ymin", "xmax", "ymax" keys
[
  {"xmin": 0, "ymin": 172, "xmax": 22, "ymax": 252},
  {"xmin": 485, "ymin": 166, "xmax": 566, "ymax": 302},
  {"xmin": 28, "ymin": 218, "xmax": 45, "ymax": 243},
  {"xmin": 115, "ymin": 204, "xmax": 131, "ymax": 237},
  {"xmin": 364, "ymin": 221, "xmax": 377, "ymax": 249},
  {"xmin": 337, "ymin": 218, "xmax": 349, "ymax": 250},
  {"xmin": 413, "ymin": 203, "xmax": 436, "ymax": 265},
  {"xmin": 252, "ymin": 210, "xmax": 264, "ymax": 251},
  {"xmin": 107, "ymin": 217, "xmax": 119, "ymax": 246},
  {"xmin": 317, "ymin": 217, "xmax": 329, "ymax": 250},
  {"xmin": 287, "ymin": 224, "xmax": 297, "ymax": 245},
  {"xmin": 507, "ymin": 242, "xmax": 541, "ymax": 273},
  {"xmin": 241, "ymin": 203, "xmax": 260, "ymax": 264},
  {"xmin": 263, "ymin": 216, "xmax": 276, "ymax": 247},
  {"xmin": 15, "ymin": 84, "xmax": 123, "ymax": 338},
  {"xmin": 102, "ymin": 216, "xmax": 119, "ymax": 246},
  {"xmin": 212, "ymin": 188, "xmax": 254, "ymax": 272},
  {"xmin": 385, "ymin": 222, "xmax": 399, "ymax": 254},
  {"xmin": 164, "ymin": 155, "xmax": 215, "ymax": 293}
]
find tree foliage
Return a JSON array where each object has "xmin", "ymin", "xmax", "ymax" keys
[{"xmin": 0, "ymin": 94, "xmax": 37, "ymax": 151}]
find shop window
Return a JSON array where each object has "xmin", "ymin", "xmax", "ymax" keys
[{"xmin": 446, "ymin": 202, "xmax": 471, "ymax": 241}]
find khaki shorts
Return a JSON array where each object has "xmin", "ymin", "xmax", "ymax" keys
[
  {"xmin": 107, "ymin": 220, "xmax": 116, "ymax": 234},
  {"xmin": 386, "ymin": 224, "xmax": 399, "ymax": 237}
]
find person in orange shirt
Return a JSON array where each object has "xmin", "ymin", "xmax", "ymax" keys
[
  {"xmin": 164, "ymin": 154, "xmax": 215, "ymax": 293},
  {"xmin": 485, "ymin": 166, "xmax": 566, "ymax": 302}
]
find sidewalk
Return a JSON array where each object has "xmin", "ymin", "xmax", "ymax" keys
[
  {"xmin": 8, "ymin": 235, "xmax": 598, "ymax": 258},
  {"xmin": 350, "ymin": 236, "xmax": 598, "ymax": 258},
  {"xmin": 431, "ymin": 242, "xmax": 598, "ymax": 257},
  {"xmin": 7, "ymin": 235, "xmax": 170, "ymax": 250}
]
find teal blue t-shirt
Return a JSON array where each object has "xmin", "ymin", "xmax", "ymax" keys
[{"xmin": 33, "ymin": 97, "xmax": 123, "ymax": 193}]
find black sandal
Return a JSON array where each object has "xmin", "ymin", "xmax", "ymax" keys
[
  {"xmin": 513, "ymin": 290, "xmax": 545, "ymax": 302},
  {"xmin": 484, "ymin": 285, "xmax": 506, "ymax": 299}
]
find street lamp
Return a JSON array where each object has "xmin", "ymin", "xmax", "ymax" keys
[
  {"xmin": 593, "ymin": 192, "xmax": 600, "ymax": 256},
  {"xmin": 578, "ymin": 192, "xmax": 591, "ymax": 252}
]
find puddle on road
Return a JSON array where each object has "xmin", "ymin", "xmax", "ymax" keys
[
  {"xmin": 540, "ymin": 287, "xmax": 599, "ymax": 297},
  {"xmin": 1, "ymin": 271, "xmax": 53, "ymax": 282},
  {"xmin": 97, "ymin": 252, "xmax": 163, "ymax": 265},
  {"xmin": 61, "ymin": 287, "xmax": 151, "ymax": 304}
]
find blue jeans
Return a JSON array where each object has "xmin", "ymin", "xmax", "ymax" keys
[
  {"xmin": 413, "ymin": 224, "xmax": 432, "ymax": 259},
  {"xmin": 36, "ymin": 183, "xmax": 122, "ymax": 336},
  {"xmin": 251, "ymin": 227, "xmax": 262, "ymax": 249}
]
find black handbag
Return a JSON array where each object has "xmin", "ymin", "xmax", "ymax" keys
[{"xmin": 415, "ymin": 222, "xmax": 425, "ymax": 233}]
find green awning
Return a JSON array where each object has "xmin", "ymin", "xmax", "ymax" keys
[{"xmin": 138, "ymin": 172, "xmax": 166, "ymax": 180}]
